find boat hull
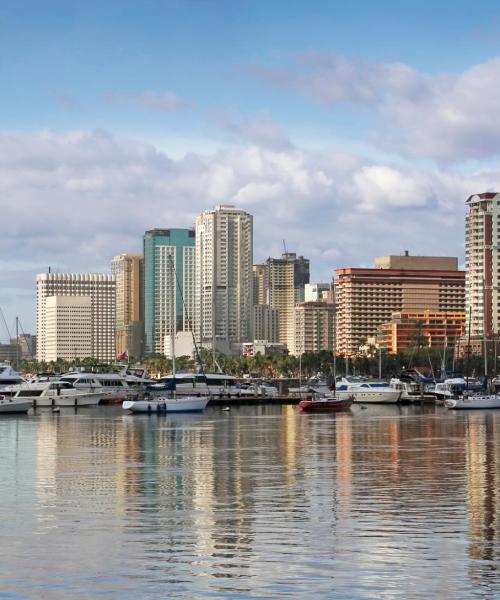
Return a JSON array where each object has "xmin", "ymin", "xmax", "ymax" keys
[
  {"xmin": 33, "ymin": 392, "xmax": 104, "ymax": 407},
  {"xmin": 299, "ymin": 397, "xmax": 353, "ymax": 411},
  {"xmin": 0, "ymin": 398, "xmax": 31, "ymax": 413},
  {"xmin": 337, "ymin": 390, "xmax": 401, "ymax": 404},
  {"xmin": 123, "ymin": 396, "xmax": 209, "ymax": 413},
  {"xmin": 445, "ymin": 395, "xmax": 500, "ymax": 409}
]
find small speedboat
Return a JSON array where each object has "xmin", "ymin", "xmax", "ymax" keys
[
  {"xmin": 0, "ymin": 394, "xmax": 32, "ymax": 414},
  {"xmin": 445, "ymin": 394, "xmax": 500, "ymax": 410},
  {"xmin": 299, "ymin": 394, "xmax": 353, "ymax": 412}
]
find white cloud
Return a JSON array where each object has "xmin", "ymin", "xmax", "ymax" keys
[
  {"xmin": 245, "ymin": 53, "xmax": 500, "ymax": 163},
  {"xmin": 210, "ymin": 111, "xmax": 292, "ymax": 150},
  {"xmin": 0, "ymin": 128, "xmax": 498, "ymax": 330}
]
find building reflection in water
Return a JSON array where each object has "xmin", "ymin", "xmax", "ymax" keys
[{"xmin": 25, "ymin": 404, "xmax": 500, "ymax": 598}]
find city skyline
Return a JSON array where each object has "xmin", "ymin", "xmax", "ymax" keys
[{"xmin": 2, "ymin": 1, "xmax": 500, "ymax": 333}]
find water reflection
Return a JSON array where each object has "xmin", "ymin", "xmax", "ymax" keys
[{"xmin": 0, "ymin": 405, "xmax": 497, "ymax": 598}]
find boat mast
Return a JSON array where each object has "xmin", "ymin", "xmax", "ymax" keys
[
  {"xmin": 378, "ymin": 345, "xmax": 382, "ymax": 380},
  {"xmin": 15, "ymin": 316, "xmax": 20, "ymax": 370}
]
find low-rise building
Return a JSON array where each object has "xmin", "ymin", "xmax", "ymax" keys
[{"xmin": 378, "ymin": 311, "xmax": 465, "ymax": 354}]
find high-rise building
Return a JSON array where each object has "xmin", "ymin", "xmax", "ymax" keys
[
  {"xmin": 44, "ymin": 296, "xmax": 92, "ymax": 361},
  {"xmin": 293, "ymin": 301, "xmax": 335, "ymax": 356},
  {"xmin": 265, "ymin": 252, "xmax": 310, "ymax": 351},
  {"xmin": 195, "ymin": 205, "xmax": 253, "ymax": 354},
  {"xmin": 111, "ymin": 254, "xmax": 144, "ymax": 358},
  {"xmin": 252, "ymin": 304, "xmax": 279, "ymax": 343},
  {"xmin": 253, "ymin": 264, "xmax": 266, "ymax": 305},
  {"xmin": 143, "ymin": 229, "xmax": 195, "ymax": 355},
  {"xmin": 335, "ymin": 252, "xmax": 465, "ymax": 355},
  {"xmin": 36, "ymin": 273, "xmax": 116, "ymax": 361},
  {"xmin": 465, "ymin": 193, "xmax": 500, "ymax": 342}
]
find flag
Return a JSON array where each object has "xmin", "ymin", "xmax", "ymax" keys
[{"xmin": 117, "ymin": 349, "xmax": 129, "ymax": 360}]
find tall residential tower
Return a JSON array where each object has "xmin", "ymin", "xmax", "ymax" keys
[
  {"xmin": 143, "ymin": 229, "xmax": 195, "ymax": 355},
  {"xmin": 195, "ymin": 205, "xmax": 253, "ymax": 354}
]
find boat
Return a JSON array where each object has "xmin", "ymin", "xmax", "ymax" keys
[
  {"xmin": 150, "ymin": 372, "xmax": 237, "ymax": 396},
  {"xmin": 0, "ymin": 364, "xmax": 26, "ymax": 396},
  {"xmin": 445, "ymin": 393, "xmax": 500, "ymax": 409},
  {"xmin": 289, "ymin": 375, "xmax": 331, "ymax": 396},
  {"xmin": 336, "ymin": 377, "xmax": 402, "ymax": 404},
  {"xmin": 433, "ymin": 377, "xmax": 484, "ymax": 404},
  {"xmin": 389, "ymin": 378, "xmax": 421, "ymax": 402},
  {"xmin": 0, "ymin": 394, "xmax": 32, "ymax": 414},
  {"xmin": 58, "ymin": 371, "xmax": 129, "ymax": 402},
  {"xmin": 299, "ymin": 394, "xmax": 353, "ymax": 412},
  {"xmin": 123, "ymin": 395, "xmax": 209, "ymax": 413},
  {"xmin": 13, "ymin": 381, "xmax": 105, "ymax": 407}
]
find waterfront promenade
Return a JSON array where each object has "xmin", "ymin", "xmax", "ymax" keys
[{"xmin": 0, "ymin": 404, "xmax": 498, "ymax": 599}]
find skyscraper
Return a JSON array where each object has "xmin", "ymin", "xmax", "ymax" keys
[
  {"xmin": 265, "ymin": 252, "xmax": 310, "ymax": 351},
  {"xmin": 465, "ymin": 193, "xmax": 500, "ymax": 343},
  {"xmin": 36, "ymin": 273, "xmax": 116, "ymax": 361},
  {"xmin": 195, "ymin": 205, "xmax": 253, "ymax": 354},
  {"xmin": 143, "ymin": 229, "xmax": 195, "ymax": 355},
  {"xmin": 111, "ymin": 253, "xmax": 144, "ymax": 358}
]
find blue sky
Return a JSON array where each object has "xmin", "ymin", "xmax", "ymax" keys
[{"xmin": 1, "ymin": 1, "xmax": 500, "ymax": 335}]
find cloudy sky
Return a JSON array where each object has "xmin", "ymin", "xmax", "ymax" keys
[{"xmin": 1, "ymin": 0, "xmax": 500, "ymax": 335}]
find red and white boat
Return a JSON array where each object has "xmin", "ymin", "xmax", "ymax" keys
[{"xmin": 299, "ymin": 394, "xmax": 353, "ymax": 412}]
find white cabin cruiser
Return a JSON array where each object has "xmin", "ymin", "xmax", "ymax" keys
[
  {"xmin": 0, "ymin": 394, "xmax": 32, "ymax": 414},
  {"xmin": 14, "ymin": 381, "xmax": 105, "ymax": 407},
  {"xmin": 445, "ymin": 393, "xmax": 500, "ymax": 410},
  {"xmin": 59, "ymin": 371, "xmax": 130, "ymax": 401},
  {"xmin": 151, "ymin": 372, "xmax": 237, "ymax": 396},
  {"xmin": 336, "ymin": 377, "xmax": 401, "ymax": 404}
]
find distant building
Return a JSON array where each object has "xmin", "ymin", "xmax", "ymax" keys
[
  {"xmin": 11, "ymin": 334, "xmax": 36, "ymax": 359},
  {"xmin": 252, "ymin": 304, "xmax": 279, "ymax": 343},
  {"xmin": 195, "ymin": 205, "xmax": 253, "ymax": 355},
  {"xmin": 242, "ymin": 340, "xmax": 287, "ymax": 357},
  {"xmin": 253, "ymin": 264, "xmax": 266, "ymax": 305},
  {"xmin": 143, "ymin": 229, "xmax": 195, "ymax": 355},
  {"xmin": 465, "ymin": 193, "xmax": 500, "ymax": 342},
  {"xmin": 112, "ymin": 253, "xmax": 144, "ymax": 358},
  {"xmin": 304, "ymin": 283, "xmax": 332, "ymax": 302},
  {"xmin": 378, "ymin": 311, "xmax": 465, "ymax": 354},
  {"xmin": 0, "ymin": 343, "xmax": 19, "ymax": 363},
  {"xmin": 44, "ymin": 296, "xmax": 92, "ymax": 362},
  {"xmin": 164, "ymin": 331, "xmax": 195, "ymax": 360},
  {"xmin": 293, "ymin": 301, "xmax": 335, "ymax": 356},
  {"xmin": 335, "ymin": 252, "xmax": 465, "ymax": 356},
  {"xmin": 36, "ymin": 273, "xmax": 116, "ymax": 362},
  {"xmin": 265, "ymin": 252, "xmax": 310, "ymax": 351}
]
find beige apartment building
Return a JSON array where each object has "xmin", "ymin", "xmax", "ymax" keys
[
  {"xmin": 252, "ymin": 304, "xmax": 279, "ymax": 343},
  {"xmin": 195, "ymin": 205, "xmax": 253, "ymax": 354},
  {"xmin": 36, "ymin": 273, "xmax": 116, "ymax": 362},
  {"xmin": 265, "ymin": 252, "xmax": 310, "ymax": 351},
  {"xmin": 253, "ymin": 264, "xmax": 266, "ymax": 305},
  {"xmin": 111, "ymin": 253, "xmax": 143, "ymax": 358},
  {"xmin": 335, "ymin": 253, "xmax": 465, "ymax": 356},
  {"xmin": 293, "ymin": 301, "xmax": 335, "ymax": 356},
  {"xmin": 44, "ymin": 296, "xmax": 92, "ymax": 362}
]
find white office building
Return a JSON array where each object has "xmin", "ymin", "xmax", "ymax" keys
[
  {"xmin": 44, "ymin": 296, "xmax": 92, "ymax": 362},
  {"xmin": 36, "ymin": 273, "xmax": 116, "ymax": 362},
  {"xmin": 195, "ymin": 205, "xmax": 253, "ymax": 355}
]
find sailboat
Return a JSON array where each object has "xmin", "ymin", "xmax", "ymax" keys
[
  {"xmin": 445, "ymin": 307, "xmax": 500, "ymax": 409},
  {"xmin": 123, "ymin": 256, "xmax": 209, "ymax": 414}
]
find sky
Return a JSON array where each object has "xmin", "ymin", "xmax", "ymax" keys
[{"xmin": 2, "ymin": 0, "xmax": 500, "ymax": 336}]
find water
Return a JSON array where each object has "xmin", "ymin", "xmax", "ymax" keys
[{"xmin": 0, "ymin": 404, "xmax": 498, "ymax": 599}]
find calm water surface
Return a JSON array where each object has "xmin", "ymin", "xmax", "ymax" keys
[{"xmin": 0, "ymin": 404, "xmax": 499, "ymax": 599}]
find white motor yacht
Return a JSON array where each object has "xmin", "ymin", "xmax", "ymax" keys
[
  {"xmin": 151, "ymin": 372, "xmax": 237, "ymax": 397},
  {"xmin": 445, "ymin": 393, "xmax": 500, "ymax": 409},
  {"xmin": 123, "ymin": 395, "xmax": 209, "ymax": 413},
  {"xmin": 14, "ymin": 381, "xmax": 105, "ymax": 407},
  {"xmin": 59, "ymin": 371, "xmax": 130, "ymax": 401},
  {"xmin": 0, "ymin": 394, "xmax": 32, "ymax": 414},
  {"xmin": 390, "ymin": 378, "xmax": 421, "ymax": 402},
  {"xmin": 336, "ymin": 377, "xmax": 401, "ymax": 404}
]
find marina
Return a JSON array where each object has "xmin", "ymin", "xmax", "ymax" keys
[{"xmin": 0, "ymin": 403, "xmax": 498, "ymax": 599}]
